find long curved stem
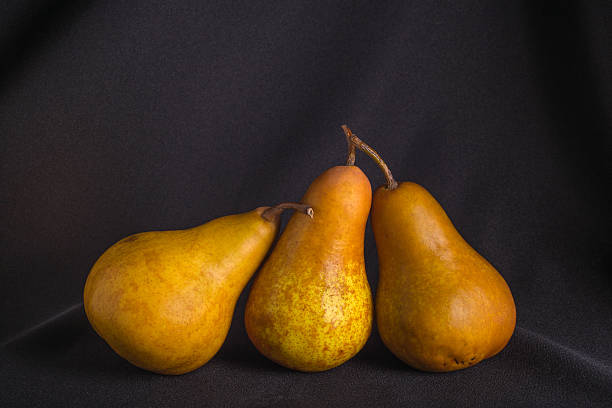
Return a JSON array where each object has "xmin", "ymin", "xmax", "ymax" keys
[
  {"xmin": 261, "ymin": 202, "xmax": 314, "ymax": 222},
  {"xmin": 341, "ymin": 125, "xmax": 398, "ymax": 190}
]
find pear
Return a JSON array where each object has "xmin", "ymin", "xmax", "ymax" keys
[
  {"xmin": 345, "ymin": 126, "xmax": 516, "ymax": 372},
  {"xmin": 83, "ymin": 203, "xmax": 312, "ymax": 375},
  {"xmin": 245, "ymin": 134, "xmax": 373, "ymax": 372}
]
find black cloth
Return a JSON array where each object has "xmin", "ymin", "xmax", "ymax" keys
[{"xmin": 1, "ymin": 1, "xmax": 610, "ymax": 406}]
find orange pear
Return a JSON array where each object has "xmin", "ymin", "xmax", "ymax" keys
[{"xmin": 345, "ymin": 126, "xmax": 516, "ymax": 372}]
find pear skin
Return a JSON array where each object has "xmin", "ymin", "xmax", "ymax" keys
[
  {"xmin": 373, "ymin": 183, "xmax": 516, "ymax": 371},
  {"xmin": 84, "ymin": 204, "xmax": 310, "ymax": 375},
  {"xmin": 245, "ymin": 166, "xmax": 373, "ymax": 372}
]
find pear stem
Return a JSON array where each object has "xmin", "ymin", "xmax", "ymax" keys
[
  {"xmin": 343, "ymin": 125, "xmax": 356, "ymax": 166},
  {"xmin": 261, "ymin": 202, "xmax": 314, "ymax": 223},
  {"xmin": 342, "ymin": 125, "xmax": 399, "ymax": 190}
]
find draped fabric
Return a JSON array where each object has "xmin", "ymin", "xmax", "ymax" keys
[{"xmin": 1, "ymin": 1, "xmax": 610, "ymax": 406}]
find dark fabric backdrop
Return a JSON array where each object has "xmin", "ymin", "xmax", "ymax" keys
[{"xmin": 1, "ymin": 1, "xmax": 611, "ymax": 406}]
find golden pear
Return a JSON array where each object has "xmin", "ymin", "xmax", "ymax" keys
[
  {"xmin": 346, "ymin": 126, "xmax": 516, "ymax": 372},
  {"xmin": 84, "ymin": 203, "xmax": 312, "ymax": 375},
  {"xmin": 245, "ymin": 137, "xmax": 373, "ymax": 372}
]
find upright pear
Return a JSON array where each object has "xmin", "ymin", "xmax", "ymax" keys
[
  {"xmin": 245, "ymin": 136, "xmax": 373, "ymax": 372},
  {"xmin": 84, "ymin": 203, "xmax": 312, "ymax": 375},
  {"xmin": 345, "ymin": 126, "xmax": 516, "ymax": 372}
]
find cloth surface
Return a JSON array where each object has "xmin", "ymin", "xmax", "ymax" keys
[{"xmin": 1, "ymin": 1, "xmax": 610, "ymax": 406}]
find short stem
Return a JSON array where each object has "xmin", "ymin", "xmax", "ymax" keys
[
  {"xmin": 342, "ymin": 125, "xmax": 356, "ymax": 165},
  {"xmin": 261, "ymin": 202, "xmax": 314, "ymax": 222},
  {"xmin": 342, "ymin": 126, "xmax": 398, "ymax": 190}
]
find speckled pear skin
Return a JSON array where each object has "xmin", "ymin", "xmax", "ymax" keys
[
  {"xmin": 245, "ymin": 166, "xmax": 373, "ymax": 372},
  {"xmin": 373, "ymin": 182, "xmax": 516, "ymax": 372},
  {"xmin": 83, "ymin": 208, "xmax": 278, "ymax": 375}
]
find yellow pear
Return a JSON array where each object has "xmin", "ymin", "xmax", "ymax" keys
[
  {"xmin": 83, "ymin": 203, "xmax": 312, "ymax": 375},
  {"xmin": 345, "ymin": 126, "xmax": 516, "ymax": 372},
  {"xmin": 245, "ymin": 131, "xmax": 373, "ymax": 372}
]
